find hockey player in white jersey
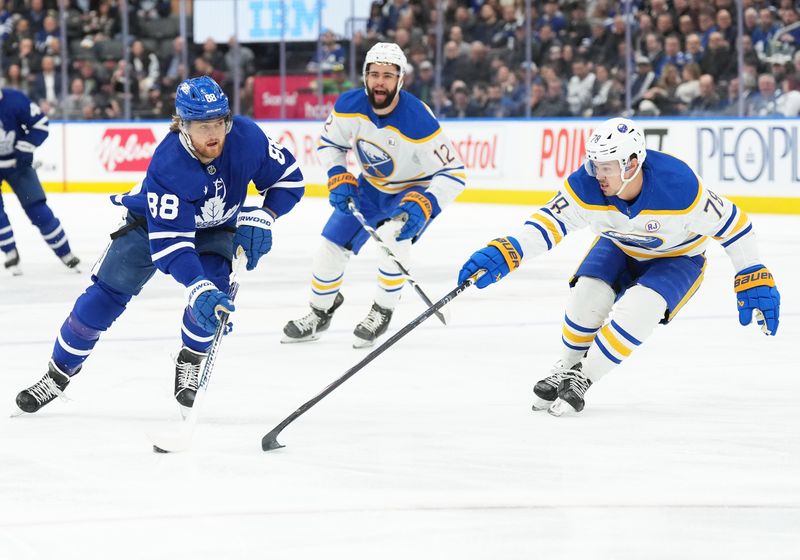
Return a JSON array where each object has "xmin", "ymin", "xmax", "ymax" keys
[
  {"xmin": 15, "ymin": 77, "xmax": 305, "ymax": 415},
  {"xmin": 283, "ymin": 42, "xmax": 466, "ymax": 348},
  {"xmin": 458, "ymin": 117, "xmax": 781, "ymax": 416}
]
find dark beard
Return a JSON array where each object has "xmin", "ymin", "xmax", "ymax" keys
[{"xmin": 368, "ymin": 85, "xmax": 397, "ymax": 110}]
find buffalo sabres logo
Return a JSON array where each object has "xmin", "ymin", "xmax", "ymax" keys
[
  {"xmin": 604, "ymin": 230, "xmax": 664, "ymax": 249},
  {"xmin": 355, "ymin": 139, "xmax": 395, "ymax": 178},
  {"xmin": 617, "ymin": 123, "xmax": 628, "ymax": 132}
]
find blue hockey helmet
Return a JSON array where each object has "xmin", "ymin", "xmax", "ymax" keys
[{"xmin": 175, "ymin": 76, "xmax": 230, "ymax": 122}]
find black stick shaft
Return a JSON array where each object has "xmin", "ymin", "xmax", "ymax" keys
[
  {"xmin": 349, "ymin": 203, "xmax": 447, "ymax": 326},
  {"xmin": 261, "ymin": 277, "xmax": 474, "ymax": 451}
]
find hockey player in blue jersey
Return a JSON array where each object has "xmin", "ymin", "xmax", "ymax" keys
[
  {"xmin": 0, "ymin": 88, "xmax": 80, "ymax": 275},
  {"xmin": 458, "ymin": 117, "xmax": 781, "ymax": 416},
  {"xmin": 15, "ymin": 76, "xmax": 305, "ymax": 414},
  {"xmin": 283, "ymin": 42, "xmax": 466, "ymax": 348}
]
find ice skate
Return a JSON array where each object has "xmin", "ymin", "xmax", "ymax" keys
[
  {"xmin": 548, "ymin": 370, "xmax": 593, "ymax": 416},
  {"xmin": 15, "ymin": 361, "xmax": 72, "ymax": 414},
  {"xmin": 60, "ymin": 252, "xmax": 81, "ymax": 272},
  {"xmin": 532, "ymin": 360, "xmax": 583, "ymax": 411},
  {"xmin": 4, "ymin": 248, "xmax": 22, "ymax": 276},
  {"xmin": 282, "ymin": 292, "xmax": 344, "ymax": 343},
  {"xmin": 174, "ymin": 347, "xmax": 205, "ymax": 412},
  {"xmin": 353, "ymin": 302, "xmax": 393, "ymax": 348}
]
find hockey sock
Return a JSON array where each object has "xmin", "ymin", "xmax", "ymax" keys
[
  {"xmin": 181, "ymin": 307, "xmax": 214, "ymax": 352},
  {"xmin": 373, "ymin": 223, "xmax": 411, "ymax": 309},
  {"xmin": 309, "ymin": 239, "xmax": 350, "ymax": 311},
  {"xmin": 24, "ymin": 201, "xmax": 72, "ymax": 258},
  {"xmin": 0, "ymin": 205, "xmax": 16, "ymax": 254},
  {"xmin": 560, "ymin": 276, "xmax": 616, "ymax": 367},
  {"xmin": 51, "ymin": 281, "xmax": 130, "ymax": 374},
  {"xmin": 582, "ymin": 285, "xmax": 667, "ymax": 383}
]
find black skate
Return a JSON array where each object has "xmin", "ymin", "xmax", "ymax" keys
[
  {"xmin": 174, "ymin": 347, "xmax": 205, "ymax": 409},
  {"xmin": 548, "ymin": 370, "xmax": 593, "ymax": 416},
  {"xmin": 532, "ymin": 360, "xmax": 583, "ymax": 411},
  {"xmin": 282, "ymin": 292, "xmax": 344, "ymax": 343},
  {"xmin": 16, "ymin": 361, "xmax": 72, "ymax": 413},
  {"xmin": 60, "ymin": 252, "xmax": 80, "ymax": 271},
  {"xmin": 4, "ymin": 248, "xmax": 22, "ymax": 276},
  {"xmin": 353, "ymin": 302, "xmax": 393, "ymax": 348}
]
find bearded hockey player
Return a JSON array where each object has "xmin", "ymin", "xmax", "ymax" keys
[{"xmin": 283, "ymin": 42, "xmax": 466, "ymax": 348}]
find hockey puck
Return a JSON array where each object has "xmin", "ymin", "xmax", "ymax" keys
[{"xmin": 153, "ymin": 445, "xmax": 170, "ymax": 454}]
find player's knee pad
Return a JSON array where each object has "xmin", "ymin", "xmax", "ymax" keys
[
  {"xmin": 611, "ymin": 284, "xmax": 668, "ymax": 341},
  {"xmin": 312, "ymin": 238, "xmax": 350, "ymax": 278},
  {"xmin": 566, "ymin": 276, "xmax": 616, "ymax": 328},
  {"xmin": 22, "ymin": 200, "xmax": 56, "ymax": 229},
  {"xmin": 73, "ymin": 280, "xmax": 132, "ymax": 332}
]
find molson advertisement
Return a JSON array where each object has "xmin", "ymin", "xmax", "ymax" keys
[{"xmin": 31, "ymin": 119, "xmax": 800, "ymax": 213}]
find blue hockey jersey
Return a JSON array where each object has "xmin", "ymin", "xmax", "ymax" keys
[
  {"xmin": 112, "ymin": 115, "xmax": 304, "ymax": 285},
  {"xmin": 0, "ymin": 88, "xmax": 49, "ymax": 169}
]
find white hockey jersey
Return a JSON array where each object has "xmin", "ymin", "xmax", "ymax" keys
[
  {"xmin": 317, "ymin": 89, "xmax": 466, "ymax": 209},
  {"xmin": 515, "ymin": 150, "xmax": 761, "ymax": 273}
]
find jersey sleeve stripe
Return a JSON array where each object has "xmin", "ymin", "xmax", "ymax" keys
[
  {"xmin": 438, "ymin": 173, "xmax": 465, "ymax": 186},
  {"xmin": 562, "ymin": 179, "xmax": 616, "ymax": 211},
  {"xmin": 148, "ymin": 231, "xmax": 195, "ymax": 240},
  {"xmin": 540, "ymin": 207, "xmax": 568, "ymax": 236},
  {"xmin": 720, "ymin": 223, "xmax": 753, "ymax": 248},
  {"xmin": 151, "ymin": 241, "xmax": 195, "ymax": 262},
  {"xmin": 530, "ymin": 214, "xmax": 563, "ymax": 244},
  {"xmin": 268, "ymin": 179, "xmax": 305, "ymax": 189},
  {"xmin": 524, "ymin": 220, "xmax": 553, "ymax": 250},
  {"xmin": 319, "ymin": 135, "xmax": 350, "ymax": 150},
  {"xmin": 714, "ymin": 205, "xmax": 738, "ymax": 238}
]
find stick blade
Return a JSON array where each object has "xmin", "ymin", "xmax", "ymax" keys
[
  {"xmin": 147, "ymin": 425, "xmax": 194, "ymax": 453},
  {"xmin": 261, "ymin": 429, "xmax": 285, "ymax": 452}
]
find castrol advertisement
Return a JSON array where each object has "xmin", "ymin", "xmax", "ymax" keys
[{"xmin": 33, "ymin": 119, "xmax": 800, "ymax": 210}]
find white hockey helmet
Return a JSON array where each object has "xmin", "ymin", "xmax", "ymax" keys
[
  {"xmin": 362, "ymin": 42, "xmax": 407, "ymax": 89},
  {"xmin": 584, "ymin": 117, "xmax": 647, "ymax": 178}
]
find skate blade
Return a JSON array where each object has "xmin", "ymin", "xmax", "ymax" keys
[
  {"xmin": 547, "ymin": 398, "xmax": 578, "ymax": 417},
  {"xmin": 178, "ymin": 404, "xmax": 192, "ymax": 420},
  {"xmin": 280, "ymin": 333, "xmax": 321, "ymax": 344},
  {"xmin": 352, "ymin": 337, "xmax": 375, "ymax": 349},
  {"xmin": 531, "ymin": 396, "xmax": 555, "ymax": 411}
]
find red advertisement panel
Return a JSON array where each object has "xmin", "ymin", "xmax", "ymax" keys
[{"xmin": 254, "ymin": 75, "xmax": 339, "ymax": 119}]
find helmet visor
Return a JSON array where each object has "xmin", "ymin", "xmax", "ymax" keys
[{"xmin": 584, "ymin": 158, "xmax": 623, "ymax": 179}]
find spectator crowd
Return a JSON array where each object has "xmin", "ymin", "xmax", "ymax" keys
[{"xmin": 2, "ymin": 0, "xmax": 800, "ymax": 120}]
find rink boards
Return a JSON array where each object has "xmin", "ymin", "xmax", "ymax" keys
[{"xmin": 7, "ymin": 117, "xmax": 800, "ymax": 214}]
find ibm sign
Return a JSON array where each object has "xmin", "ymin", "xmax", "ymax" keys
[{"xmin": 194, "ymin": 0, "xmax": 372, "ymax": 43}]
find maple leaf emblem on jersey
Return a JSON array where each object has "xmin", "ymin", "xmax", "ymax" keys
[{"xmin": 196, "ymin": 177, "xmax": 238, "ymax": 228}]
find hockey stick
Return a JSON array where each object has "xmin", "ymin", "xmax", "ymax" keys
[
  {"xmin": 261, "ymin": 273, "xmax": 481, "ymax": 452},
  {"xmin": 348, "ymin": 201, "xmax": 447, "ymax": 326},
  {"xmin": 149, "ymin": 252, "xmax": 245, "ymax": 453}
]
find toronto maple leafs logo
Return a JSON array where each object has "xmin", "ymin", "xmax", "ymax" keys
[{"xmin": 196, "ymin": 177, "xmax": 238, "ymax": 228}]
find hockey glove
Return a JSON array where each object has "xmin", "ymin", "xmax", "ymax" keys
[
  {"xmin": 186, "ymin": 277, "xmax": 236, "ymax": 333},
  {"xmin": 328, "ymin": 169, "xmax": 358, "ymax": 214},
  {"xmin": 458, "ymin": 237, "xmax": 523, "ymax": 289},
  {"xmin": 390, "ymin": 191, "xmax": 441, "ymax": 241},
  {"xmin": 734, "ymin": 265, "xmax": 780, "ymax": 336},
  {"xmin": 14, "ymin": 140, "xmax": 36, "ymax": 167},
  {"xmin": 234, "ymin": 206, "xmax": 274, "ymax": 271}
]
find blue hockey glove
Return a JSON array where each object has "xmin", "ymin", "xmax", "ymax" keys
[
  {"xmin": 14, "ymin": 140, "xmax": 36, "ymax": 167},
  {"xmin": 234, "ymin": 206, "xmax": 274, "ymax": 271},
  {"xmin": 186, "ymin": 277, "xmax": 236, "ymax": 333},
  {"xmin": 458, "ymin": 237, "xmax": 523, "ymax": 289},
  {"xmin": 734, "ymin": 265, "xmax": 780, "ymax": 336},
  {"xmin": 390, "ymin": 191, "xmax": 441, "ymax": 241},
  {"xmin": 328, "ymin": 170, "xmax": 358, "ymax": 214}
]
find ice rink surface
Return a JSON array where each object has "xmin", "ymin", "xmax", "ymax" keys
[{"xmin": 0, "ymin": 193, "xmax": 798, "ymax": 559}]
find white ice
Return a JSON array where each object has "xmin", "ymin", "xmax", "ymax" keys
[{"xmin": 1, "ymin": 194, "xmax": 798, "ymax": 560}]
